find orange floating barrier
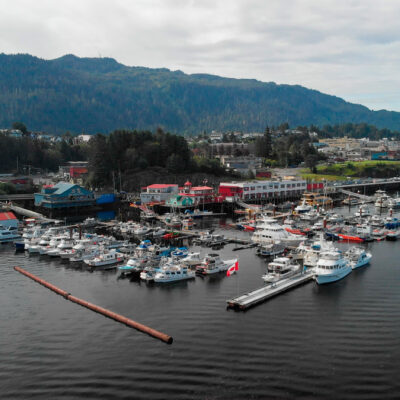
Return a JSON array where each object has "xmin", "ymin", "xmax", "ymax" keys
[{"xmin": 14, "ymin": 266, "xmax": 173, "ymax": 344}]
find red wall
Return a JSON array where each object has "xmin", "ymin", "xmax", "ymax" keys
[
  {"xmin": 218, "ymin": 186, "xmax": 243, "ymax": 197},
  {"xmin": 70, "ymin": 167, "xmax": 88, "ymax": 177},
  {"xmin": 307, "ymin": 183, "xmax": 324, "ymax": 191}
]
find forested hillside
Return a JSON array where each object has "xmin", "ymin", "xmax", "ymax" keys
[{"xmin": 1, "ymin": 53, "xmax": 400, "ymax": 134}]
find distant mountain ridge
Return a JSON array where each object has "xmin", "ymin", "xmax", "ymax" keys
[{"xmin": 1, "ymin": 53, "xmax": 400, "ymax": 134}]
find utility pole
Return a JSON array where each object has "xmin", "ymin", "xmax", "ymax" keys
[{"xmin": 112, "ymin": 171, "xmax": 116, "ymax": 193}]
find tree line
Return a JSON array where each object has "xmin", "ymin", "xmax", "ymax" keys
[
  {"xmin": 87, "ymin": 129, "xmax": 227, "ymax": 187},
  {"xmin": 0, "ymin": 133, "xmax": 87, "ymax": 173}
]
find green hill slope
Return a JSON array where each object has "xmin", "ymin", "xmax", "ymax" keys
[{"xmin": 1, "ymin": 53, "xmax": 400, "ymax": 134}]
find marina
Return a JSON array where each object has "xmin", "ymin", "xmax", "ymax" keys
[{"xmin": 2, "ymin": 191, "xmax": 400, "ymax": 399}]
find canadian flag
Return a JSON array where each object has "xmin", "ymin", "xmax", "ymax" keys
[{"xmin": 226, "ymin": 260, "xmax": 239, "ymax": 277}]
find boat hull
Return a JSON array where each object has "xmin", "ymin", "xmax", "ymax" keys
[
  {"xmin": 315, "ymin": 267, "xmax": 352, "ymax": 284},
  {"xmin": 351, "ymin": 256, "xmax": 372, "ymax": 269}
]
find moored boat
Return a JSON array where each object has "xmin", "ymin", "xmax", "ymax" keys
[
  {"xmin": 154, "ymin": 264, "xmax": 195, "ymax": 283},
  {"xmin": 195, "ymin": 254, "xmax": 238, "ymax": 275},
  {"xmin": 314, "ymin": 249, "xmax": 352, "ymax": 284},
  {"xmin": 262, "ymin": 257, "xmax": 300, "ymax": 283},
  {"xmin": 345, "ymin": 247, "xmax": 372, "ymax": 269}
]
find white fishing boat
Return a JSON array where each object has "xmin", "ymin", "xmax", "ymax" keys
[
  {"xmin": 261, "ymin": 257, "xmax": 300, "ymax": 283},
  {"xmin": 27, "ymin": 236, "xmax": 48, "ymax": 253},
  {"xmin": 256, "ymin": 243, "xmax": 285, "ymax": 257},
  {"xmin": 48, "ymin": 238, "xmax": 74, "ymax": 257},
  {"xmin": 140, "ymin": 266, "xmax": 158, "ymax": 282},
  {"xmin": 39, "ymin": 236, "xmax": 67, "ymax": 255},
  {"xmin": 134, "ymin": 226, "xmax": 152, "ymax": 235},
  {"xmin": 369, "ymin": 215, "xmax": 384, "ymax": 227},
  {"xmin": 195, "ymin": 254, "xmax": 237, "ymax": 275},
  {"xmin": 354, "ymin": 203, "xmax": 371, "ymax": 217},
  {"xmin": 118, "ymin": 256, "xmax": 148, "ymax": 275},
  {"xmin": 180, "ymin": 252, "xmax": 201, "ymax": 266},
  {"xmin": 345, "ymin": 247, "xmax": 372, "ymax": 269},
  {"xmin": 84, "ymin": 249, "xmax": 123, "ymax": 267},
  {"xmin": 314, "ymin": 249, "xmax": 352, "ymax": 284},
  {"xmin": 388, "ymin": 194, "xmax": 400, "ymax": 208},
  {"xmin": 69, "ymin": 246, "xmax": 101, "ymax": 262},
  {"xmin": 374, "ymin": 190, "xmax": 390, "ymax": 208},
  {"xmin": 312, "ymin": 221, "xmax": 324, "ymax": 231},
  {"xmin": 154, "ymin": 263, "xmax": 195, "ymax": 283},
  {"xmin": 299, "ymin": 209, "xmax": 320, "ymax": 222},
  {"xmin": 152, "ymin": 228, "xmax": 166, "ymax": 237},
  {"xmin": 295, "ymin": 199, "xmax": 312, "ymax": 214}
]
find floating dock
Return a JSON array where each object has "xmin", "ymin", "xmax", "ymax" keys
[{"xmin": 227, "ymin": 271, "xmax": 315, "ymax": 310}]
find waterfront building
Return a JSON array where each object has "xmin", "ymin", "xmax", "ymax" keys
[
  {"xmin": 34, "ymin": 182, "xmax": 95, "ymax": 209},
  {"xmin": 140, "ymin": 184, "xmax": 179, "ymax": 204},
  {"xmin": 218, "ymin": 179, "xmax": 307, "ymax": 201},
  {"xmin": 0, "ymin": 211, "xmax": 18, "ymax": 229},
  {"xmin": 166, "ymin": 182, "xmax": 219, "ymax": 207}
]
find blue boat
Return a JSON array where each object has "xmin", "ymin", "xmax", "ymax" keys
[
  {"xmin": 15, "ymin": 241, "xmax": 25, "ymax": 251},
  {"xmin": 384, "ymin": 218, "xmax": 400, "ymax": 229}
]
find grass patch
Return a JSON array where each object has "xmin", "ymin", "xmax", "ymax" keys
[
  {"xmin": 303, "ymin": 161, "xmax": 400, "ymax": 179},
  {"xmin": 301, "ymin": 173, "xmax": 345, "ymax": 181}
]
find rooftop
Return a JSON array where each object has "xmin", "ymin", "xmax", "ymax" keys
[
  {"xmin": 0, "ymin": 212, "xmax": 17, "ymax": 221},
  {"xmin": 147, "ymin": 184, "xmax": 178, "ymax": 189}
]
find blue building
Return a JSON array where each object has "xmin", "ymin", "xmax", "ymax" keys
[{"xmin": 34, "ymin": 182, "xmax": 95, "ymax": 209}]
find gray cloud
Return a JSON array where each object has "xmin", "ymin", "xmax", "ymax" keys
[{"xmin": 1, "ymin": 0, "xmax": 400, "ymax": 110}]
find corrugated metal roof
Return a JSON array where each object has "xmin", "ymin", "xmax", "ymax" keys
[
  {"xmin": 52, "ymin": 182, "xmax": 76, "ymax": 195},
  {"xmin": 0, "ymin": 212, "xmax": 17, "ymax": 221}
]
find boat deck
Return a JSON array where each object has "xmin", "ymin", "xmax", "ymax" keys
[{"xmin": 227, "ymin": 271, "xmax": 315, "ymax": 310}]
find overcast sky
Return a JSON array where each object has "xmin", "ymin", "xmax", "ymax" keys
[{"xmin": 1, "ymin": 0, "xmax": 400, "ymax": 111}]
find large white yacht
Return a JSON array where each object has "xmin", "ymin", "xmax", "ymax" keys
[
  {"xmin": 252, "ymin": 217, "xmax": 303, "ymax": 246},
  {"xmin": 314, "ymin": 250, "xmax": 352, "ymax": 284}
]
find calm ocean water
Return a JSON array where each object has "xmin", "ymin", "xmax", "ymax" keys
[{"xmin": 1, "ymin": 217, "xmax": 400, "ymax": 399}]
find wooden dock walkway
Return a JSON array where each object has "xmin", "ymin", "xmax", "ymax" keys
[{"xmin": 227, "ymin": 271, "xmax": 315, "ymax": 310}]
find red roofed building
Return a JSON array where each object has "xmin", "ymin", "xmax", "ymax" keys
[
  {"xmin": 176, "ymin": 185, "xmax": 216, "ymax": 205},
  {"xmin": 0, "ymin": 211, "xmax": 18, "ymax": 229},
  {"xmin": 140, "ymin": 184, "xmax": 179, "ymax": 204}
]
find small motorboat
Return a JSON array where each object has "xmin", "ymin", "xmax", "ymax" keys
[
  {"xmin": 256, "ymin": 243, "xmax": 285, "ymax": 257},
  {"xmin": 262, "ymin": 257, "xmax": 300, "ymax": 283}
]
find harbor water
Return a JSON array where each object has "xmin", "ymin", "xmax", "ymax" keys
[{"xmin": 1, "ymin": 217, "xmax": 400, "ymax": 399}]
